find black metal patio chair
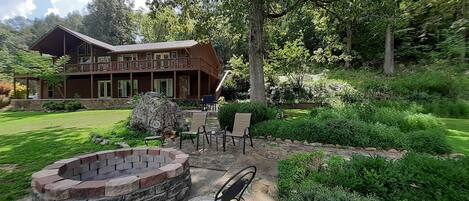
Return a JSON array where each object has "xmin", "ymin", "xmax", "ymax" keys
[{"xmin": 215, "ymin": 166, "xmax": 257, "ymax": 201}]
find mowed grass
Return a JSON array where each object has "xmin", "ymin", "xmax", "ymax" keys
[
  {"xmin": 0, "ymin": 110, "xmax": 130, "ymax": 201},
  {"xmin": 440, "ymin": 118, "xmax": 469, "ymax": 155}
]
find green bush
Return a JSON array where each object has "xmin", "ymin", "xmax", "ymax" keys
[
  {"xmin": 405, "ymin": 129, "xmax": 452, "ymax": 154},
  {"xmin": 278, "ymin": 152, "xmax": 379, "ymax": 201},
  {"xmin": 42, "ymin": 100, "xmax": 83, "ymax": 112},
  {"xmin": 92, "ymin": 117, "xmax": 156, "ymax": 147},
  {"xmin": 313, "ymin": 153, "xmax": 469, "ymax": 201},
  {"xmin": 423, "ymin": 99, "xmax": 469, "ymax": 118},
  {"xmin": 218, "ymin": 102, "xmax": 278, "ymax": 131},
  {"xmin": 42, "ymin": 101, "xmax": 65, "ymax": 111},
  {"xmin": 390, "ymin": 71, "xmax": 461, "ymax": 97},
  {"xmin": 64, "ymin": 100, "xmax": 83, "ymax": 111},
  {"xmin": 252, "ymin": 117, "xmax": 406, "ymax": 149}
]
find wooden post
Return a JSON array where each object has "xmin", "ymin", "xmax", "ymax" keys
[
  {"xmin": 173, "ymin": 71, "xmax": 177, "ymax": 98},
  {"xmin": 38, "ymin": 79, "xmax": 42, "ymax": 99},
  {"xmin": 63, "ymin": 33, "xmax": 67, "ymax": 99},
  {"xmin": 90, "ymin": 74, "xmax": 94, "ymax": 98},
  {"xmin": 110, "ymin": 74, "xmax": 113, "ymax": 98},
  {"xmin": 150, "ymin": 72, "xmax": 154, "ymax": 91},
  {"xmin": 130, "ymin": 72, "xmax": 133, "ymax": 97},
  {"xmin": 208, "ymin": 75, "xmax": 211, "ymax": 95},
  {"xmin": 13, "ymin": 76, "xmax": 16, "ymax": 99},
  {"xmin": 26, "ymin": 77, "xmax": 29, "ymax": 99},
  {"xmin": 197, "ymin": 70, "xmax": 201, "ymax": 100},
  {"xmin": 63, "ymin": 79, "xmax": 67, "ymax": 99}
]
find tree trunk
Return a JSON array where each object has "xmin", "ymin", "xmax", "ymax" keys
[
  {"xmin": 344, "ymin": 23, "xmax": 352, "ymax": 68},
  {"xmin": 248, "ymin": 0, "xmax": 266, "ymax": 103},
  {"xmin": 384, "ymin": 24, "xmax": 394, "ymax": 75}
]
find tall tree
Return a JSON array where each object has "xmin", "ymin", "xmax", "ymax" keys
[{"xmin": 83, "ymin": 0, "xmax": 136, "ymax": 45}]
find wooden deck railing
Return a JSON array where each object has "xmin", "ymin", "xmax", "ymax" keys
[{"xmin": 64, "ymin": 57, "xmax": 218, "ymax": 77}]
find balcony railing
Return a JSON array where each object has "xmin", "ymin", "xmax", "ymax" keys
[{"xmin": 64, "ymin": 57, "xmax": 218, "ymax": 77}]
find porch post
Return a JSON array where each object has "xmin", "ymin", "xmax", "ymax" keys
[
  {"xmin": 173, "ymin": 71, "xmax": 177, "ymax": 98},
  {"xmin": 110, "ymin": 74, "xmax": 113, "ymax": 98},
  {"xmin": 208, "ymin": 76, "xmax": 211, "ymax": 94},
  {"xmin": 63, "ymin": 78, "xmax": 67, "ymax": 99},
  {"xmin": 197, "ymin": 70, "xmax": 201, "ymax": 100},
  {"xmin": 150, "ymin": 72, "xmax": 154, "ymax": 92},
  {"xmin": 90, "ymin": 74, "xmax": 94, "ymax": 98},
  {"xmin": 38, "ymin": 79, "xmax": 42, "ymax": 99},
  {"xmin": 26, "ymin": 77, "xmax": 29, "ymax": 99},
  {"xmin": 63, "ymin": 33, "xmax": 67, "ymax": 99},
  {"xmin": 130, "ymin": 72, "xmax": 133, "ymax": 97},
  {"xmin": 13, "ymin": 76, "xmax": 16, "ymax": 99}
]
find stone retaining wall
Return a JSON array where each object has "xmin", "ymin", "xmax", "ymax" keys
[
  {"xmin": 10, "ymin": 99, "xmax": 131, "ymax": 111},
  {"xmin": 32, "ymin": 148, "xmax": 191, "ymax": 201}
]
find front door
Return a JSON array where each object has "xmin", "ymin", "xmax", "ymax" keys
[
  {"xmin": 98, "ymin": 80, "xmax": 111, "ymax": 98},
  {"xmin": 178, "ymin": 76, "xmax": 190, "ymax": 99}
]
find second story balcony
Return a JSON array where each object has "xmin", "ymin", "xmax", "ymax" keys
[{"xmin": 64, "ymin": 57, "xmax": 218, "ymax": 78}]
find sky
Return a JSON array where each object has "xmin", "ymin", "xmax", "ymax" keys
[{"xmin": 0, "ymin": 0, "xmax": 148, "ymax": 20}]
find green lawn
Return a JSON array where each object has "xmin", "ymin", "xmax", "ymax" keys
[
  {"xmin": 0, "ymin": 110, "xmax": 130, "ymax": 201},
  {"xmin": 440, "ymin": 118, "xmax": 469, "ymax": 155}
]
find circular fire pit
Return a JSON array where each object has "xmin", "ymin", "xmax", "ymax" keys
[{"xmin": 31, "ymin": 148, "xmax": 191, "ymax": 201}]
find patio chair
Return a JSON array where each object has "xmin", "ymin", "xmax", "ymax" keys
[
  {"xmin": 223, "ymin": 113, "xmax": 253, "ymax": 154},
  {"xmin": 179, "ymin": 112, "xmax": 210, "ymax": 150},
  {"xmin": 214, "ymin": 166, "xmax": 257, "ymax": 201}
]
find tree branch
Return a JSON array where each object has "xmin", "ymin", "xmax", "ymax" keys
[{"xmin": 265, "ymin": 0, "xmax": 307, "ymax": 19}]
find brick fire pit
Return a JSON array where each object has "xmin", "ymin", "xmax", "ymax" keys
[{"xmin": 31, "ymin": 148, "xmax": 191, "ymax": 201}]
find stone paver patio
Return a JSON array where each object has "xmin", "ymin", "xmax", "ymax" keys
[{"xmin": 163, "ymin": 116, "xmax": 405, "ymax": 201}]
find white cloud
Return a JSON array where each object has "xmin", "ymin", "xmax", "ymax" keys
[
  {"xmin": 0, "ymin": 0, "xmax": 36, "ymax": 20},
  {"xmin": 46, "ymin": 0, "xmax": 90, "ymax": 17},
  {"xmin": 45, "ymin": 7, "xmax": 60, "ymax": 16},
  {"xmin": 133, "ymin": 0, "xmax": 148, "ymax": 11}
]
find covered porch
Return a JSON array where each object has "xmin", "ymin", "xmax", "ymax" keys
[{"xmin": 14, "ymin": 70, "xmax": 217, "ymax": 101}]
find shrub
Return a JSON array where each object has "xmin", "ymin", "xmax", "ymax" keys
[
  {"xmin": 64, "ymin": 100, "xmax": 83, "ymax": 111},
  {"xmin": 405, "ymin": 129, "xmax": 452, "ymax": 154},
  {"xmin": 313, "ymin": 153, "xmax": 469, "ymax": 201},
  {"xmin": 218, "ymin": 102, "xmax": 278, "ymax": 131},
  {"xmin": 0, "ymin": 82, "xmax": 13, "ymax": 96},
  {"xmin": 8, "ymin": 83, "xmax": 26, "ymax": 99},
  {"xmin": 390, "ymin": 71, "xmax": 461, "ymax": 97},
  {"xmin": 368, "ymin": 107, "xmax": 444, "ymax": 131},
  {"xmin": 252, "ymin": 117, "xmax": 406, "ymax": 149},
  {"xmin": 91, "ymin": 117, "xmax": 155, "ymax": 147},
  {"xmin": 42, "ymin": 100, "xmax": 83, "ymax": 112},
  {"xmin": 423, "ymin": 99, "xmax": 469, "ymax": 118},
  {"xmin": 42, "ymin": 101, "xmax": 65, "ymax": 111},
  {"xmin": 278, "ymin": 152, "xmax": 379, "ymax": 201}
]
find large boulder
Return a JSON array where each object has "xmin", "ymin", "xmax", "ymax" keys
[{"xmin": 130, "ymin": 92, "xmax": 182, "ymax": 135}]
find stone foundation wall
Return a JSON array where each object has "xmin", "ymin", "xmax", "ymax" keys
[
  {"xmin": 32, "ymin": 148, "xmax": 191, "ymax": 201},
  {"xmin": 10, "ymin": 99, "xmax": 131, "ymax": 111}
]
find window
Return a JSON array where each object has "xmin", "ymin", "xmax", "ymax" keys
[
  {"xmin": 97, "ymin": 56, "xmax": 111, "ymax": 63},
  {"xmin": 154, "ymin": 52, "xmax": 170, "ymax": 68},
  {"xmin": 79, "ymin": 56, "xmax": 92, "ymax": 64},
  {"xmin": 77, "ymin": 43, "xmax": 90, "ymax": 56},
  {"xmin": 118, "ymin": 80, "xmax": 138, "ymax": 97},
  {"xmin": 48, "ymin": 86, "xmax": 53, "ymax": 98},
  {"xmin": 154, "ymin": 78, "xmax": 173, "ymax": 97},
  {"xmin": 171, "ymin": 51, "xmax": 177, "ymax": 59},
  {"xmin": 118, "ymin": 54, "xmax": 137, "ymax": 61},
  {"xmin": 146, "ymin": 52, "xmax": 152, "ymax": 60},
  {"xmin": 98, "ymin": 80, "xmax": 111, "ymax": 98}
]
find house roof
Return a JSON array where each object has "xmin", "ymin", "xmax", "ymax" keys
[{"xmin": 30, "ymin": 25, "xmax": 198, "ymax": 53}]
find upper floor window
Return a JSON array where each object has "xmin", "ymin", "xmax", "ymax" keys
[
  {"xmin": 171, "ymin": 51, "xmax": 177, "ymax": 59},
  {"xmin": 118, "ymin": 54, "xmax": 137, "ymax": 61},
  {"xmin": 77, "ymin": 43, "xmax": 90, "ymax": 56},
  {"xmin": 97, "ymin": 56, "xmax": 111, "ymax": 63},
  {"xmin": 79, "ymin": 56, "xmax": 93, "ymax": 64}
]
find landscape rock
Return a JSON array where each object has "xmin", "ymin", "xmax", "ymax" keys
[
  {"xmin": 365, "ymin": 147, "xmax": 377, "ymax": 151},
  {"xmin": 115, "ymin": 142, "xmax": 130, "ymax": 148},
  {"xmin": 100, "ymin": 139, "xmax": 109, "ymax": 145},
  {"xmin": 130, "ymin": 92, "xmax": 183, "ymax": 135}
]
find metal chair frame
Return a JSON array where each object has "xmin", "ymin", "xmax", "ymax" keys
[{"xmin": 214, "ymin": 166, "xmax": 257, "ymax": 201}]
